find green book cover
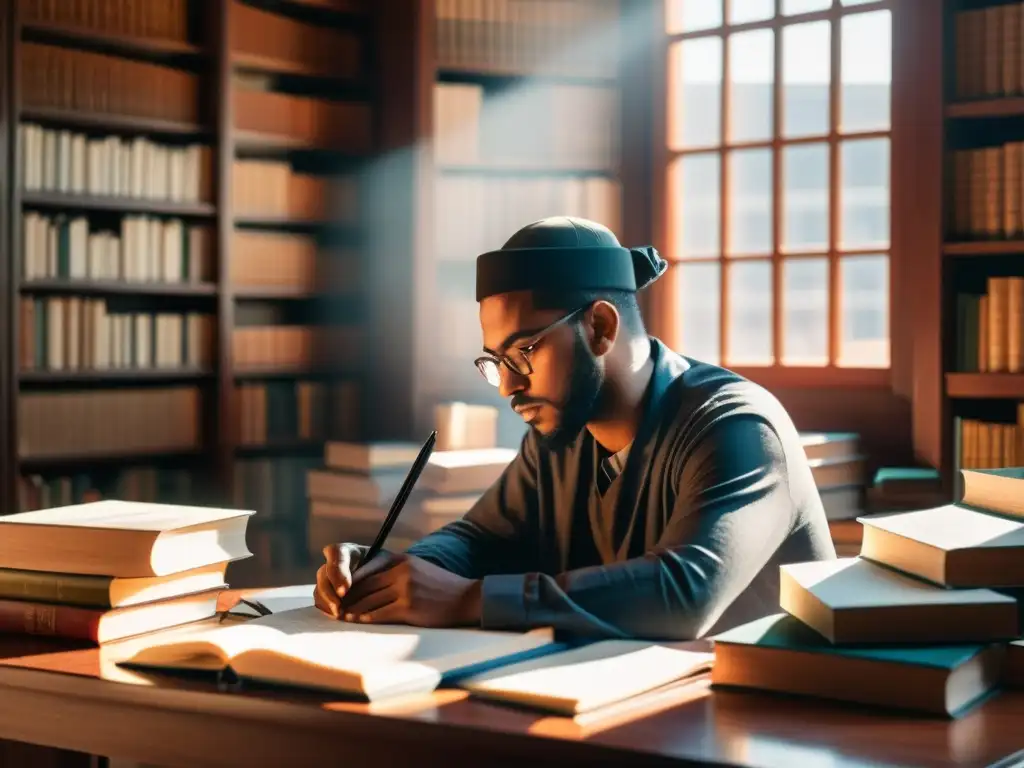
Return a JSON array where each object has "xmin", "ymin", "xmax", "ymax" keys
[{"xmin": 713, "ymin": 613, "xmax": 990, "ymax": 670}]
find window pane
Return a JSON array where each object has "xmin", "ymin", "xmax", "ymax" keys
[
  {"xmin": 782, "ymin": 21, "xmax": 831, "ymax": 138},
  {"xmin": 728, "ymin": 148, "xmax": 772, "ymax": 255},
  {"xmin": 783, "ymin": 258, "xmax": 829, "ymax": 365},
  {"xmin": 676, "ymin": 262, "xmax": 721, "ymax": 364},
  {"xmin": 729, "ymin": 0, "xmax": 774, "ymax": 24},
  {"xmin": 839, "ymin": 254, "xmax": 889, "ymax": 367},
  {"xmin": 841, "ymin": 11, "xmax": 891, "ymax": 133},
  {"xmin": 666, "ymin": 0, "xmax": 723, "ymax": 33},
  {"xmin": 727, "ymin": 260, "xmax": 773, "ymax": 365},
  {"xmin": 670, "ymin": 154, "xmax": 721, "ymax": 258},
  {"xmin": 728, "ymin": 29, "xmax": 774, "ymax": 143},
  {"xmin": 840, "ymin": 138, "xmax": 890, "ymax": 249},
  {"xmin": 782, "ymin": 0, "xmax": 831, "ymax": 14},
  {"xmin": 782, "ymin": 143, "xmax": 829, "ymax": 252},
  {"xmin": 668, "ymin": 39, "xmax": 723, "ymax": 149}
]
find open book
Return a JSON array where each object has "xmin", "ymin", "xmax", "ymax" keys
[
  {"xmin": 119, "ymin": 607, "xmax": 557, "ymax": 701},
  {"xmin": 458, "ymin": 640, "xmax": 715, "ymax": 715}
]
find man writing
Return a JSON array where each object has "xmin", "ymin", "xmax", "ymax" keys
[{"xmin": 314, "ymin": 217, "xmax": 835, "ymax": 640}]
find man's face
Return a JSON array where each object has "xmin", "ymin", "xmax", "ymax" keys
[{"xmin": 478, "ymin": 291, "xmax": 605, "ymax": 449}]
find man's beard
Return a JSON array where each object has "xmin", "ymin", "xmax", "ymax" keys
[{"xmin": 533, "ymin": 328, "xmax": 604, "ymax": 451}]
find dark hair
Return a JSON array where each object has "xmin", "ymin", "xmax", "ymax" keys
[{"xmin": 531, "ymin": 288, "xmax": 646, "ymax": 336}]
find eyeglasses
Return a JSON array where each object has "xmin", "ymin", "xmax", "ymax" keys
[{"xmin": 474, "ymin": 306, "xmax": 588, "ymax": 387}]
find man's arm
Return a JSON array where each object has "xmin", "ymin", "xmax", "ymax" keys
[
  {"xmin": 479, "ymin": 414, "xmax": 795, "ymax": 640},
  {"xmin": 404, "ymin": 433, "xmax": 540, "ymax": 578}
]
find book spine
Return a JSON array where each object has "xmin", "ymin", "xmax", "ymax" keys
[
  {"xmin": 0, "ymin": 599, "xmax": 101, "ymax": 642},
  {"xmin": 0, "ymin": 570, "xmax": 111, "ymax": 608}
]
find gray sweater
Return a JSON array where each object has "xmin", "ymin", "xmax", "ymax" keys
[{"xmin": 407, "ymin": 338, "xmax": 836, "ymax": 640}]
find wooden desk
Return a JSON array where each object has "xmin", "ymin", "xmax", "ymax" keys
[{"xmin": 0, "ymin": 594, "xmax": 1019, "ymax": 768}]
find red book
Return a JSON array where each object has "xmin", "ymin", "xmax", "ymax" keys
[{"xmin": 0, "ymin": 589, "xmax": 222, "ymax": 643}]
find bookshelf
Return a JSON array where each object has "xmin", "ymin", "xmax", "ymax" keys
[
  {"xmin": 942, "ymin": 0, "xmax": 1024, "ymax": 488},
  {"xmin": 0, "ymin": 0, "xmax": 376, "ymax": 537}
]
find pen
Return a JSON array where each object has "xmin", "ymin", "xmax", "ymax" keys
[{"xmin": 354, "ymin": 430, "xmax": 437, "ymax": 572}]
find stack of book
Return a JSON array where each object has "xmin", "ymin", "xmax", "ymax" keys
[
  {"xmin": 305, "ymin": 441, "xmax": 517, "ymax": 555},
  {"xmin": 799, "ymin": 432, "xmax": 866, "ymax": 524},
  {"xmin": 306, "ymin": 402, "xmax": 516, "ymax": 555},
  {"xmin": 0, "ymin": 500, "xmax": 253, "ymax": 644},
  {"xmin": 711, "ymin": 467, "xmax": 1024, "ymax": 716}
]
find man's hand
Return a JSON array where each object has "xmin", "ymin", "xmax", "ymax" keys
[
  {"xmin": 314, "ymin": 542, "xmax": 368, "ymax": 618},
  {"xmin": 339, "ymin": 551, "xmax": 482, "ymax": 628}
]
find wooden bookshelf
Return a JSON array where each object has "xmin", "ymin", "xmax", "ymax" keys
[
  {"xmin": 945, "ymin": 96, "xmax": 1024, "ymax": 119},
  {"xmin": 20, "ymin": 20, "xmax": 206, "ymax": 61},
  {"xmin": 18, "ymin": 279, "xmax": 218, "ymax": 297},
  {"xmin": 945, "ymin": 373, "xmax": 1024, "ymax": 399},
  {"xmin": 19, "ymin": 367, "xmax": 215, "ymax": 381},
  {"xmin": 941, "ymin": 0, "xmax": 1024, "ymax": 487},
  {"xmin": 0, "ymin": 0, "xmax": 376, "ymax": 530},
  {"xmin": 944, "ymin": 240, "xmax": 1024, "ymax": 256},
  {"xmin": 19, "ymin": 107, "xmax": 211, "ymax": 137},
  {"xmin": 21, "ymin": 192, "xmax": 217, "ymax": 217}
]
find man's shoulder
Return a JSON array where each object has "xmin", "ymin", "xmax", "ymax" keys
[{"xmin": 668, "ymin": 357, "xmax": 783, "ymax": 421}]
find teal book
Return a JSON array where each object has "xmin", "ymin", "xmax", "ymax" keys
[{"xmin": 711, "ymin": 614, "xmax": 1005, "ymax": 717}]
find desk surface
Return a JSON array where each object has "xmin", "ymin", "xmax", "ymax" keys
[{"xmin": 0, "ymin": 590, "xmax": 1018, "ymax": 768}]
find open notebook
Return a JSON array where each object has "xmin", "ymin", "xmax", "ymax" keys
[
  {"xmin": 118, "ymin": 606, "xmax": 558, "ymax": 701},
  {"xmin": 458, "ymin": 640, "xmax": 715, "ymax": 715}
]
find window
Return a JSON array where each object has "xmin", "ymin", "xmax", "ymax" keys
[{"xmin": 663, "ymin": 0, "xmax": 892, "ymax": 376}]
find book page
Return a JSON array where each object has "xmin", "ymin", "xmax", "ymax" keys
[
  {"xmin": 123, "ymin": 610, "xmax": 557, "ymax": 696},
  {"xmin": 252, "ymin": 607, "xmax": 551, "ymax": 673},
  {"xmin": 459, "ymin": 640, "xmax": 715, "ymax": 715},
  {"xmin": 120, "ymin": 618, "xmax": 289, "ymax": 669},
  {"xmin": 222, "ymin": 608, "xmax": 556, "ymax": 699}
]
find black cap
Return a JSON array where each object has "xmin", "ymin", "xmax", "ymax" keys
[{"xmin": 475, "ymin": 217, "xmax": 667, "ymax": 302}]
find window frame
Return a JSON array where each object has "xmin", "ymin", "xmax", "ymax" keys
[{"xmin": 652, "ymin": 0, "xmax": 896, "ymax": 390}]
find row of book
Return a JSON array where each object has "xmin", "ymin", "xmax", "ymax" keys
[
  {"xmin": 231, "ymin": 325, "xmax": 363, "ymax": 373},
  {"xmin": 236, "ymin": 381, "xmax": 335, "ymax": 446},
  {"xmin": 955, "ymin": 413, "xmax": 1024, "ymax": 472},
  {"xmin": 18, "ymin": 316, "xmax": 370, "ymax": 377},
  {"xmin": 953, "ymin": 278, "xmax": 1024, "ymax": 374},
  {"xmin": 19, "ymin": 385, "xmax": 201, "ymax": 461},
  {"xmin": 235, "ymin": 456, "xmax": 322, "ymax": 529},
  {"xmin": 21, "ymin": 49, "xmax": 373, "ymax": 155},
  {"xmin": 713, "ymin": 468, "xmax": 1024, "ymax": 716},
  {"xmin": 19, "ymin": 0, "xmax": 191, "ymax": 42},
  {"xmin": 953, "ymin": 3, "xmax": 1024, "ymax": 100},
  {"xmin": 230, "ymin": 231, "xmax": 360, "ymax": 292},
  {"xmin": 433, "ymin": 175, "xmax": 621, "ymax": 261},
  {"xmin": 233, "ymin": 76, "xmax": 373, "ymax": 154},
  {"xmin": 229, "ymin": 0, "xmax": 362, "ymax": 79},
  {"xmin": 306, "ymin": 404, "xmax": 517, "ymax": 557},
  {"xmin": 435, "ymin": 0, "xmax": 620, "ymax": 79},
  {"xmin": 948, "ymin": 144, "xmax": 1024, "ymax": 241},
  {"xmin": 433, "ymin": 82, "xmax": 620, "ymax": 169},
  {"xmin": 18, "ymin": 299, "xmax": 214, "ymax": 373},
  {"xmin": 21, "ymin": 212, "xmax": 214, "ymax": 284},
  {"xmin": 19, "ymin": 124, "xmax": 214, "ymax": 203},
  {"xmin": 22, "ymin": 43, "xmax": 199, "ymax": 123},
  {"xmin": 19, "ymin": 210, "xmax": 365, "ymax": 291},
  {"xmin": 231, "ymin": 160, "xmax": 358, "ymax": 223},
  {"xmin": 17, "ymin": 465, "xmax": 198, "ymax": 513}
]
